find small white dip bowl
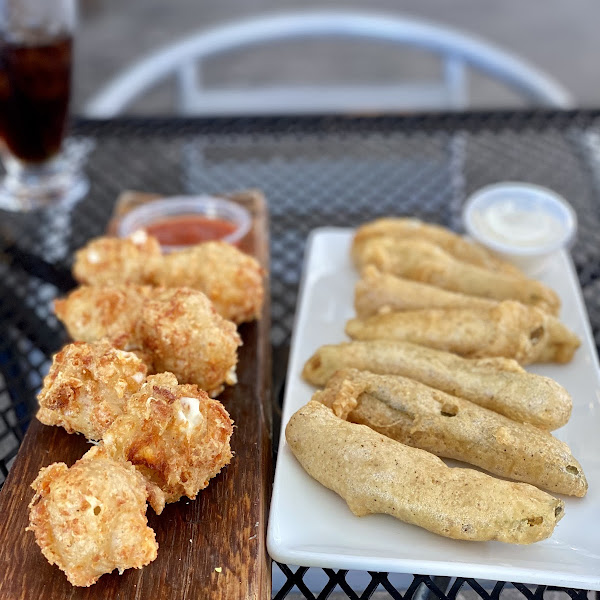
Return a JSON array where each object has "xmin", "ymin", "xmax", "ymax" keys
[{"xmin": 462, "ymin": 182, "xmax": 577, "ymax": 274}]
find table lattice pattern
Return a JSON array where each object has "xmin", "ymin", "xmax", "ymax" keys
[{"xmin": 1, "ymin": 111, "xmax": 600, "ymax": 599}]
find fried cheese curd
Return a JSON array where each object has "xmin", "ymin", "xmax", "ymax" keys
[
  {"xmin": 99, "ymin": 373, "xmax": 234, "ymax": 505},
  {"xmin": 27, "ymin": 455, "xmax": 161, "ymax": 587},
  {"xmin": 73, "ymin": 231, "xmax": 162, "ymax": 286},
  {"xmin": 73, "ymin": 234, "xmax": 265, "ymax": 324},
  {"xmin": 54, "ymin": 285, "xmax": 241, "ymax": 396},
  {"xmin": 151, "ymin": 241, "xmax": 265, "ymax": 324},
  {"xmin": 54, "ymin": 285, "xmax": 149, "ymax": 352},
  {"xmin": 37, "ymin": 341, "xmax": 147, "ymax": 440},
  {"xmin": 139, "ymin": 287, "xmax": 241, "ymax": 396}
]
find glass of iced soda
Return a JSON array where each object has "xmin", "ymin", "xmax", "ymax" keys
[{"xmin": 0, "ymin": 0, "xmax": 89, "ymax": 211}]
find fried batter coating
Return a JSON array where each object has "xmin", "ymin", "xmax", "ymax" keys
[
  {"xmin": 54, "ymin": 285, "xmax": 240, "ymax": 395},
  {"xmin": 37, "ymin": 340, "xmax": 147, "ymax": 440},
  {"xmin": 346, "ymin": 300, "xmax": 579, "ymax": 365},
  {"xmin": 54, "ymin": 285, "xmax": 149, "ymax": 352},
  {"xmin": 352, "ymin": 217, "xmax": 523, "ymax": 276},
  {"xmin": 72, "ymin": 234, "xmax": 265, "ymax": 324},
  {"xmin": 151, "ymin": 241, "xmax": 265, "ymax": 324},
  {"xmin": 287, "ymin": 401, "xmax": 564, "ymax": 544},
  {"xmin": 27, "ymin": 455, "xmax": 161, "ymax": 587},
  {"xmin": 352, "ymin": 237, "xmax": 560, "ymax": 314},
  {"xmin": 99, "ymin": 373, "xmax": 233, "ymax": 505},
  {"xmin": 302, "ymin": 340, "xmax": 571, "ymax": 430},
  {"xmin": 73, "ymin": 231, "xmax": 161, "ymax": 286},
  {"xmin": 314, "ymin": 369, "xmax": 587, "ymax": 497},
  {"xmin": 355, "ymin": 266, "xmax": 496, "ymax": 318},
  {"xmin": 139, "ymin": 288, "xmax": 241, "ymax": 396}
]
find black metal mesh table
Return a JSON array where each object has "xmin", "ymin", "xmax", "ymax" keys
[{"xmin": 1, "ymin": 111, "xmax": 600, "ymax": 599}]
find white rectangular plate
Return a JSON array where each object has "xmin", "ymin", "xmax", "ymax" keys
[{"xmin": 267, "ymin": 227, "xmax": 600, "ymax": 590}]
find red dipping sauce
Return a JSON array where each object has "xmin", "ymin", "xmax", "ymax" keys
[
  {"xmin": 117, "ymin": 196, "xmax": 252, "ymax": 251},
  {"xmin": 145, "ymin": 215, "xmax": 238, "ymax": 247}
]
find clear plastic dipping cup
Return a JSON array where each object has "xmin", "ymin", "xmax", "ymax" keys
[
  {"xmin": 117, "ymin": 195, "xmax": 252, "ymax": 253},
  {"xmin": 462, "ymin": 182, "xmax": 577, "ymax": 275}
]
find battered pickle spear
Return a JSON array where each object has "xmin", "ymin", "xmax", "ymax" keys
[
  {"xmin": 352, "ymin": 217, "xmax": 523, "ymax": 276},
  {"xmin": 314, "ymin": 369, "xmax": 587, "ymax": 497},
  {"xmin": 302, "ymin": 340, "xmax": 572, "ymax": 430},
  {"xmin": 351, "ymin": 236, "xmax": 560, "ymax": 314},
  {"xmin": 286, "ymin": 401, "xmax": 565, "ymax": 544},
  {"xmin": 345, "ymin": 301, "xmax": 579, "ymax": 365}
]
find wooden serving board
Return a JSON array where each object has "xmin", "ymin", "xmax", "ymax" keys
[{"xmin": 0, "ymin": 190, "xmax": 272, "ymax": 599}]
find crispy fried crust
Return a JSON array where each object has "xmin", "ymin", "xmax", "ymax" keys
[
  {"xmin": 152, "ymin": 241, "xmax": 265, "ymax": 324},
  {"xmin": 286, "ymin": 401, "xmax": 564, "ymax": 544},
  {"xmin": 314, "ymin": 369, "xmax": 587, "ymax": 497},
  {"xmin": 352, "ymin": 236, "xmax": 560, "ymax": 314},
  {"xmin": 73, "ymin": 232, "xmax": 162, "ymax": 286},
  {"xmin": 54, "ymin": 285, "xmax": 150, "ymax": 351},
  {"xmin": 54, "ymin": 285, "xmax": 241, "ymax": 395},
  {"xmin": 37, "ymin": 340, "xmax": 147, "ymax": 440},
  {"xmin": 355, "ymin": 266, "xmax": 496, "ymax": 318},
  {"xmin": 72, "ymin": 234, "xmax": 265, "ymax": 324},
  {"xmin": 352, "ymin": 217, "xmax": 523, "ymax": 276},
  {"xmin": 353, "ymin": 268, "xmax": 580, "ymax": 364},
  {"xmin": 345, "ymin": 300, "xmax": 580, "ymax": 365},
  {"xmin": 301, "ymin": 340, "xmax": 571, "ymax": 430},
  {"xmin": 139, "ymin": 288, "xmax": 241, "ymax": 396},
  {"xmin": 27, "ymin": 455, "xmax": 160, "ymax": 587},
  {"xmin": 99, "ymin": 373, "xmax": 233, "ymax": 505}
]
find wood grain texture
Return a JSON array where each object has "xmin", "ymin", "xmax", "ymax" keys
[{"xmin": 0, "ymin": 190, "xmax": 272, "ymax": 599}]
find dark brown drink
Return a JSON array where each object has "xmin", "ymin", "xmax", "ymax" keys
[{"xmin": 0, "ymin": 36, "xmax": 72, "ymax": 163}]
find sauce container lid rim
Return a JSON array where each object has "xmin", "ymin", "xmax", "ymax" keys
[{"xmin": 462, "ymin": 181, "xmax": 577, "ymax": 256}]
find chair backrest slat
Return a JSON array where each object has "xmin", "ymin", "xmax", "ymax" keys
[{"xmin": 84, "ymin": 10, "xmax": 574, "ymax": 117}]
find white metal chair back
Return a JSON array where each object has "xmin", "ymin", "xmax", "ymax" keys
[{"xmin": 84, "ymin": 10, "xmax": 573, "ymax": 117}]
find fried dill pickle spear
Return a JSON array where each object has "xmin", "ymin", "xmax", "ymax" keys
[
  {"xmin": 302, "ymin": 340, "xmax": 571, "ymax": 430},
  {"xmin": 345, "ymin": 300, "xmax": 579, "ymax": 365},
  {"xmin": 352, "ymin": 236, "xmax": 560, "ymax": 314},
  {"xmin": 314, "ymin": 369, "xmax": 587, "ymax": 497},
  {"xmin": 352, "ymin": 217, "xmax": 523, "ymax": 276},
  {"xmin": 286, "ymin": 401, "xmax": 564, "ymax": 544},
  {"xmin": 355, "ymin": 265, "xmax": 497, "ymax": 318}
]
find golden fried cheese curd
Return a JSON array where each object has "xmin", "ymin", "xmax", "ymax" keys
[
  {"xmin": 73, "ymin": 231, "xmax": 161, "ymax": 287},
  {"xmin": 54, "ymin": 285, "xmax": 150, "ymax": 352},
  {"xmin": 72, "ymin": 233, "xmax": 265, "ymax": 324},
  {"xmin": 139, "ymin": 288, "xmax": 241, "ymax": 396},
  {"xmin": 37, "ymin": 340, "xmax": 147, "ymax": 440},
  {"xmin": 54, "ymin": 285, "xmax": 240, "ymax": 394},
  {"xmin": 27, "ymin": 455, "xmax": 161, "ymax": 587},
  {"xmin": 100, "ymin": 373, "xmax": 233, "ymax": 505},
  {"xmin": 152, "ymin": 240, "xmax": 265, "ymax": 324}
]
